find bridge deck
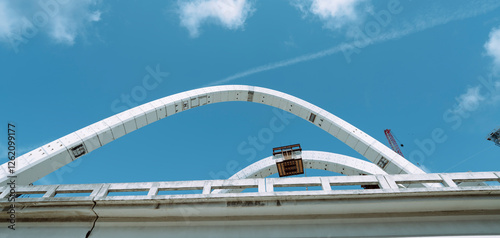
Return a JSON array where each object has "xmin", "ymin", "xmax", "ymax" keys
[
  {"xmin": 1, "ymin": 172, "xmax": 500, "ymax": 237},
  {"xmin": 1, "ymin": 172, "xmax": 500, "ymax": 203}
]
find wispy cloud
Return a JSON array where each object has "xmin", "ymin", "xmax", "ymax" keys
[
  {"xmin": 452, "ymin": 86, "xmax": 486, "ymax": 114},
  {"xmin": 0, "ymin": 0, "xmax": 102, "ymax": 49},
  {"xmin": 178, "ymin": 0, "xmax": 254, "ymax": 38},
  {"xmin": 0, "ymin": 1, "xmax": 20, "ymax": 42},
  {"xmin": 484, "ymin": 27, "xmax": 500, "ymax": 104},
  {"xmin": 451, "ymin": 25, "xmax": 500, "ymax": 115},
  {"xmin": 482, "ymin": 26, "xmax": 500, "ymax": 104},
  {"xmin": 293, "ymin": 0, "xmax": 371, "ymax": 30},
  {"xmin": 485, "ymin": 26, "xmax": 500, "ymax": 73},
  {"xmin": 45, "ymin": 0, "xmax": 102, "ymax": 45},
  {"xmin": 208, "ymin": 1, "xmax": 500, "ymax": 86},
  {"xmin": 284, "ymin": 35, "xmax": 297, "ymax": 48}
]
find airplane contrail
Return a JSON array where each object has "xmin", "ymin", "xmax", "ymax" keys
[{"xmin": 206, "ymin": 1, "xmax": 500, "ymax": 86}]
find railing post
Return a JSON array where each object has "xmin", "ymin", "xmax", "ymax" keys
[
  {"xmin": 148, "ymin": 182, "xmax": 159, "ymax": 196},
  {"xmin": 320, "ymin": 177, "xmax": 331, "ymax": 191},
  {"xmin": 43, "ymin": 185, "xmax": 58, "ymax": 198},
  {"xmin": 0, "ymin": 187, "xmax": 10, "ymax": 198},
  {"xmin": 376, "ymin": 175, "xmax": 399, "ymax": 189},
  {"xmin": 439, "ymin": 174, "xmax": 458, "ymax": 187},
  {"xmin": 202, "ymin": 182, "xmax": 212, "ymax": 195},
  {"xmin": 494, "ymin": 172, "xmax": 500, "ymax": 181},
  {"xmin": 91, "ymin": 184, "xmax": 110, "ymax": 198},
  {"xmin": 258, "ymin": 179, "xmax": 266, "ymax": 193},
  {"xmin": 266, "ymin": 178, "xmax": 274, "ymax": 192}
]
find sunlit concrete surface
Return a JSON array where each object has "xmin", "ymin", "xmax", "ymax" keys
[{"xmin": 1, "ymin": 172, "xmax": 499, "ymax": 237}]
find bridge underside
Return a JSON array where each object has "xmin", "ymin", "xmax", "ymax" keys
[
  {"xmin": 2, "ymin": 172, "xmax": 500, "ymax": 237},
  {"xmin": 6, "ymin": 190, "xmax": 500, "ymax": 238}
]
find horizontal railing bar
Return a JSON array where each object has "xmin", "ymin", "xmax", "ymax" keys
[
  {"xmin": 0, "ymin": 172, "xmax": 499, "ymax": 200},
  {"xmin": 209, "ymin": 179, "xmax": 260, "ymax": 186},
  {"xmin": 389, "ymin": 174, "xmax": 443, "ymax": 183},
  {"xmin": 56, "ymin": 184, "xmax": 106, "ymax": 189},
  {"xmin": 107, "ymin": 189, "xmax": 151, "ymax": 193},
  {"xmin": 210, "ymin": 185, "xmax": 258, "ymax": 190},
  {"xmin": 448, "ymin": 172, "xmax": 500, "ymax": 181},
  {"xmin": 156, "ymin": 187, "xmax": 205, "ymax": 191},
  {"xmin": 54, "ymin": 190, "xmax": 94, "ymax": 194},
  {"xmin": 327, "ymin": 176, "xmax": 379, "ymax": 185}
]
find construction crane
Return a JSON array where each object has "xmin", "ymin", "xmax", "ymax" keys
[
  {"xmin": 487, "ymin": 127, "xmax": 500, "ymax": 147},
  {"xmin": 384, "ymin": 129, "xmax": 404, "ymax": 157}
]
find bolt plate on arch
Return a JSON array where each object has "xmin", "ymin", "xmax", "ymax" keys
[
  {"xmin": 70, "ymin": 144, "xmax": 87, "ymax": 159},
  {"xmin": 377, "ymin": 157, "xmax": 389, "ymax": 169}
]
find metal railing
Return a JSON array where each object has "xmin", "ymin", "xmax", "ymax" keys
[{"xmin": 1, "ymin": 172, "xmax": 499, "ymax": 203}]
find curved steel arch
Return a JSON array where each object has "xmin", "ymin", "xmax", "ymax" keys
[
  {"xmin": 213, "ymin": 150, "xmax": 388, "ymax": 194},
  {"xmin": 0, "ymin": 85, "xmax": 424, "ymax": 186}
]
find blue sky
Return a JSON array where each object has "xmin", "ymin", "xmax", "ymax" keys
[{"xmin": 1, "ymin": 0, "xmax": 499, "ymax": 185}]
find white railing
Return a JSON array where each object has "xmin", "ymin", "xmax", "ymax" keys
[{"xmin": 1, "ymin": 172, "xmax": 499, "ymax": 202}]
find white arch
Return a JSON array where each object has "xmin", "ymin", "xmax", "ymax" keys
[
  {"xmin": 0, "ymin": 85, "xmax": 424, "ymax": 186},
  {"xmin": 213, "ymin": 150, "xmax": 388, "ymax": 193},
  {"xmin": 230, "ymin": 151, "xmax": 388, "ymax": 179}
]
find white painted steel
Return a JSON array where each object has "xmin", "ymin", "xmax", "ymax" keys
[
  {"xmin": 0, "ymin": 85, "xmax": 425, "ymax": 186},
  {"xmin": 213, "ymin": 150, "xmax": 388, "ymax": 193}
]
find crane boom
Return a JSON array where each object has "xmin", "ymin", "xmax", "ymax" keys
[{"xmin": 384, "ymin": 129, "xmax": 404, "ymax": 157}]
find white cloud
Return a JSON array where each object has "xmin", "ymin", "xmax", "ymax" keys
[
  {"xmin": 293, "ymin": 0, "xmax": 370, "ymax": 30},
  {"xmin": 454, "ymin": 26, "xmax": 500, "ymax": 112},
  {"xmin": 452, "ymin": 86, "xmax": 485, "ymax": 114},
  {"xmin": 485, "ymin": 26, "xmax": 500, "ymax": 72},
  {"xmin": 0, "ymin": 1, "xmax": 19, "ymax": 41},
  {"xmin": 0, "ymin": 0, "xmax": 102, "ymax": 48},
  {"xmin": 208, "ymin": 1, "xmax": 500, "ymax": 86},
  {"xmin": 89, "ymin": 10, "xmax": 102, "ymax": 22},
  {"xmin": 449, "ymin": 25, "xmax": 500, "ymax": 116},
  {"xmin": 178, "ymin": 0, "xmax": 254, "ymax": 37},
  {"xmin": 492, "ymin": 81, "xmax": 500, "ymax": 103},
  {"xmin": 46, "ymin": 0, "xmax": 103, "ymax": 45}
]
